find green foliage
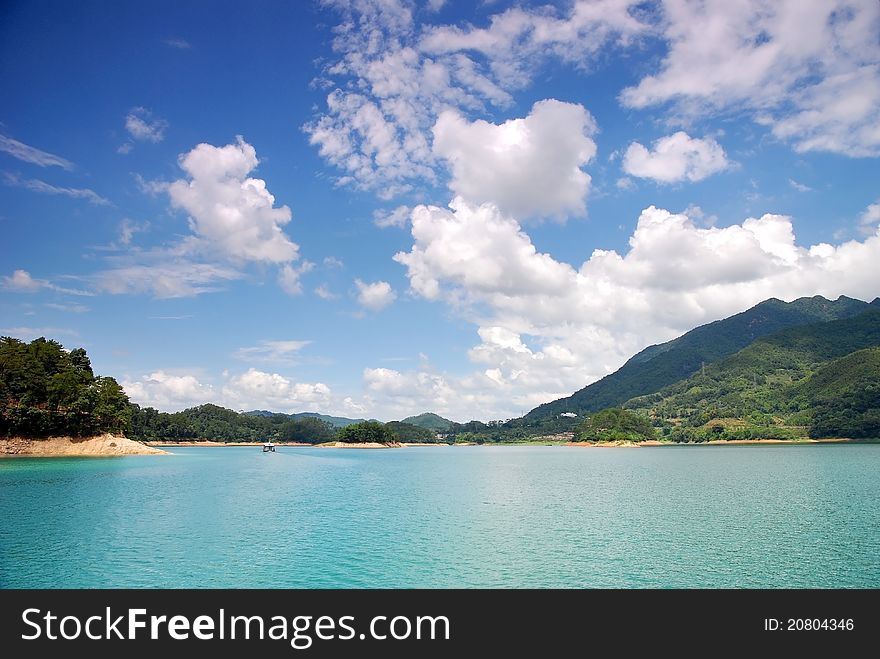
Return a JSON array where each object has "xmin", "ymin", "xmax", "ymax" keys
[
  {"xmin": 0, "ymin": 337, "xmax": 130, "ymax": 437},
  {"xmin": 625, "ymin": 310, "xmax": 880, "ymax": 441},
  {"xmin": 399, "ymin": 412, "xmax": 453, "ymax": 432},
  {"xmin": 336, "ymin": 420, "xmax": 397, "ymax": 443},
  {"xmin": 384, "ymin": 421, "xmax": 437, "ymax": 442},
  {"xmin": 518, "ymin": 295, "xmax": 872, "ymax": 434},
  {"xmin": 790, "ymin": 348, "xmax": 880, "ymax": 438},
  {"xmin": 573, "ymin": 408, "xmax": 656, "ymax": 442},
  {"xmin": 128, "ymin": 403, "xmax": 337, "ymax": 444}
]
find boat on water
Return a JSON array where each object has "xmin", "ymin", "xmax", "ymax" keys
[{"xmin": 262, "ymin": 442, "xmax": 276, "ymax": 453}]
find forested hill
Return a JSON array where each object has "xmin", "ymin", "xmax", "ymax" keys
[
  {"xmin": 245, "ymin": 410, "xmax": 366, "ymax": 428},
  {"xmin": 0, "ymin": 337, "xmax": 130, "ymax": 437},
  {"xmin": 401, "ymin": 412, "xmax": 454, "ymax": 431},
  {"xmin": 518, "ymin": 295, "xmax": 872, "ymax": 429},
  {"xmin": 622, "ymin": 308, "xmax": 880, "ymax": 439}
]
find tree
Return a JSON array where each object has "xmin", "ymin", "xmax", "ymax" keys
[
  {"xmin": 573, "ymin": 408, "xmax": 656, "ymax": 443},
  {"xmin": 336, "ymin": 421, "xmax": 397, "ymax": 443}
]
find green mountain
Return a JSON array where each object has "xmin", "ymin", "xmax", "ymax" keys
[
  {"xmin": 245, "ymin": 410, "xmax": 365, "ymax": 428},
  {"xmin": 622, "ymin": 309, "xmax": 880, "ymax": 440},
  {"xmin": 518, "ymin": 295, "xmax": 871, "ymax": 430},
  {"xmin": 400, "ymin": 412, "xmax": 453, "ymax": 431}
]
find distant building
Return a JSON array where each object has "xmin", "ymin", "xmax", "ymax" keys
[{"xmin": 560, "ymin": 412, "xmax": 577, "ymax": 418}]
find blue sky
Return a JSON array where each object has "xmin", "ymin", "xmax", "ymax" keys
[{"xmin": 1, "ymin": 0, "xmax": 879, "ymax": 421}]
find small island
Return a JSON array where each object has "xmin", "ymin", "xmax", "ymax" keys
[{"xmin": 0, "ymin": 337, "xmax": 165, "ymax": 456}]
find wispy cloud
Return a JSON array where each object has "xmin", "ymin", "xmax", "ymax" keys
[
  {"xmin": 2, "ymin": 269, "xmax": 93, "ymax": 296},
  {"xmin": 3, "ymin": 172, "xmax": 111, "ymax": 206},
  {"xmin": 234, "ymin": 339, "xmax": 312, "ymax": 365},
  {"xmin": 788, "ymin": 178, "xmax": 812, "ymax": 193},
  {"xmin": 165, "ymin": 37, "xmax": 191, "ymax": 49},
  {"xmin": 0, "ymin": 135, "xmax": 74, "ymax": 170},
  {"xmin": 125, "ymin": 107, "xmax": 168, "ymax": 143},
  {"xmin": 314, "ymin": 284, "xmax": 338, "ymax": 300},
  {"xmin": 0, "ymin": 326, "xmax": 78, "ymax": 341},
  {"xmin": 44, "ymin": 302, "xmax": 90, "ymax": 313}
]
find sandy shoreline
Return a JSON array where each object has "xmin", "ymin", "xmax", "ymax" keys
[{"xmin": 0, "ymin": 434, "xmax": 168, "ymax": 457}]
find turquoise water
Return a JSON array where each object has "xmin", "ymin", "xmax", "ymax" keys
[{"xmin": 1, "ymin": 445, "xmax": 878, "ymax": 588}]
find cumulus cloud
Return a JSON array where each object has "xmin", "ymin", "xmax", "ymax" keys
[
  {"xmin": 306, "ymin": 0, "xmax": 646, "ymax": 197},
  {"xmin": 355, "ymin": 278, "xmax": 397, "ymax": 311},
  {"xmin": 373, "ymin": 205, "xmax": 410, "ymax": 228},
  {"xmin": 122, "ymin": 371, "xmax": 216, "ymax": 410},
  {"xmin": 433, "ymin": 99, "xmax": 597, "ymax": 219},
  {"xmin": 620, "ymin": 0, "xmax": 880, "ymax": 157},
  {"xmin": 221, "ymin": 369, "xmax": 332, "ymax": 413},
  {"xmin": 125, "ymin": 107, "xmax": 168, "ymax": 143},
  {"xmin": 90, "ymin": 138, "xmax": 308, "ymax": 299},
  {"xmin": 168, "ymin": 137, "xmax": 299, "ymax": 264},
  {"xmin": 0, "ymin": 134, "xmax": 74, "ymax": 170},
  {"xmin": 123, "ymin": 367, "xmax": 334, "ymax": 414},
  {"xmin": 2, "ymin": 269, "xmax": 44, "ymax": 292},
  {"xmin": 622, "ymin": 132, "xmax": 730, "ymax": 183},
  {"xmin": 388, "ymin": 197, "xmax": 880, "ymax": 419},
  {"xmin": 860, "ymin": 201, "xmax": 880, "ymax": 232}
]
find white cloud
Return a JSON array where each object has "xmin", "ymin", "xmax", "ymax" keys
[
  {"xmin": 355, "ymin": 278, "xmax": 397, "ymax": 311},
  {"xmin": 788, "ymin": 178, "xmax": 812, "ymax": 193},
  {"xmin": 123, "ymin": 367, "xmax": 335, "ymax": 414},
  {"xmin": 2, "ymin": 269, "xmax": 43, "ymax": 292},
  {"xmin": 44, "ymin": 302, "xmax": 89, "ymax": 313},
  {"xmin": 221, "ymin": 368, "xmax": 332, "ymax": 413},
  {"xmin": 0, "ymin": 135, "xmax": 74, "ymax": 170},
  {"xmin": 390, "ymin": 197, "xmax": 880, "ymax": 419},
  {"xmin": 234, "ymin": 339, "xmax": 312, "ymax": 364},
  {"xmin": 2, "ymin": 268, "xmax": 93, "ymax": 296},
  {"xmin": 433, "ymin": 99, "xmax": 597, "ymax": 220},
  {"xmin": 91, "ymin": 139, "xmax": 305, "ymax": 299},
  {"xmin": 90, "ymin": 262, "xmax": 241, "ymax": 298},
  {"xmin": 165, "ymin": 37, "xmax": 191, "ymax": 49},
  {"xmin": 168, "ymin": 137, "xmax": 300, "ymax": 264},
  {"xmin": 421, "ymin": 0, "xmax": 650, "ymax": 89},
  {"xmin": 125, "ymin": 107, "xmax": 169, "ymax": 143},
  {"xmin": 3, "ymin": 172, "xmax": 111, "ymax": 205},
  {"xmin": 123, "ymin": 371, "xmax": 216, "ymax": 410},
  {"xmin": 323, "ymin": 256, "xmax": 344, "ymax": 268},
  {"xmin": 278, "ymin": 261, "xmax": 315, "ymax": 295},
  {"xmin": 307, "ymin": 0, "xmax": 645, "ymax": 197},
  {"xmin": 860, "ymin": 201, "xmax": 880, "ymax": 231},
  {"xmin": 620, "ymin": 0, "xmax": 880, "ymax": 157},
  {"xmin": 0, "ymin": 327, "xmax": 78, "ymax": 341},
  {"xmin": 622, "ymin": 132, "xmax": 730, "ymax": 183},
  {"xmin": 315, "ymin": 284, "xmax": 339, "ymax": 300},
  {"xmin": 373, "ymin": 205, "xmax": 410, "ymax": 228}
]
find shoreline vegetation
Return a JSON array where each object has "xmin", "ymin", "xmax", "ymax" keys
[{"xmin": 3, "ymin": 296, "xmax": 879, "ymax": 457}]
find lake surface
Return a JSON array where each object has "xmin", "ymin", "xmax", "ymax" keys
[{"xmin": 1, "ymin": 445, "xmax": 878, "ymax": 588}]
